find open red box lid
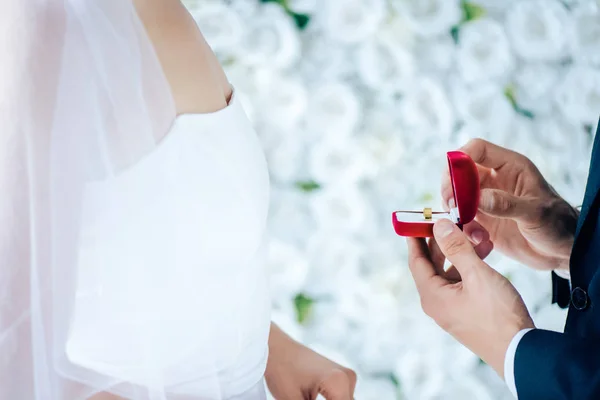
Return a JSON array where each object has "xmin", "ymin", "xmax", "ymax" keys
[{"xmin": 392, "ymin": 151, "xmax": 480, "ymax": 238}]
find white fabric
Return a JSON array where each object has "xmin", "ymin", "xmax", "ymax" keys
[
  {"xmin": 1, "ymin": 1, "xmax": 271, "ymax": 399},
  {"xmin": 504, "ymin": 328, "xmax": 534, "ymax": 399},
  {"xmin": 554, "ymin": 269, "xmax": 571, "ymax": 280}
]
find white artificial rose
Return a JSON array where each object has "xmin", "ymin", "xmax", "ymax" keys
[
  {"xmin": 265, "ymin": 136, "xmax": 305, "ymax": 183},
  {"xmin": 357, "ymin": 109, "xmax": 406, "ymax": 177},
  {"xmin": 288, "ymin": 0, "xmax": 317, "ymax": 14},
  {"xmin": 321, "ymin": 0, "xmax": 386, "ymax": 44},
  {"xmin": 439, "ymin": 376, "xmax": 495, "ymax": 400},
  {"xmin": 256, "ymin": 73, "xmax": 308, "ymax": 129},
  {"xmin": 309, "ymin": 184, "xmax": 376, "ymax": 235},
  {"xmin": 354, "ymin": 378, "xmax": 398, "ymax": 400},
  {"xmin": 456, "ymin": 19, "xmax": 515, "ymax": 84},
  {"xmin": 240, "ymin": 3, "xmax": 300, "ymax": 70},
  {"xmin": 392, "ymin": 0, "xmax": 462, "ymax": 38},
  {"xmin": 513, "ymin": 63, "xmax": 561, "ymax": 117},
  {"xmin": 189, "ymin": 2, "xmax": 244, "ymax": 54},
  {"xmin": 306, "ymin": 82, "xmax": 362, "ymax": 137},
  {"xmin": 267, "ymin": 239, "xmax": 310, "ymax": 301},
  {"xmin": 451, "ymin": 81, "xmax": 515, "ymax": 141},
  {"xmin": 505, "ymin": 0, "xmax": 572, "ymax": 62},
  {"xmin": 308, "ymin": 136, "xmax": 373, "ymax": 184},
  {"xmin": 555, "ymin": 65, "xmax": 600, "ymax": 126},
  {"xmin": 356, "ymin": 40, "xmax": 416, "ymax": 92},
  {"xmin": 415, "ymin": 36, "xmax": 457, "ymax": 73},
  {"xmin": 571, "ymin": 2, "xmax": 600, "ymax": 65},
  {"xmin": 398, "ymin": 77, "xmax": 455, "ymax": 143},
  {"xmin": 268, "ymin": 189, "xmax": 314, "ymax": 245}
]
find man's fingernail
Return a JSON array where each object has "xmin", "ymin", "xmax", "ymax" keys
[
  {"xmin": 471, "ymin": 229, "xmax": 484, "ymax": 245},
  {"xmin": 434, "ymin": 220, "xmax": 454, "ymax": 238}
]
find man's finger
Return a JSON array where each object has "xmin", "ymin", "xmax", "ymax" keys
[
  {"xmin": 462, "ymin": 220, "xmax": 490, "ymax": 245},
  {"xmin": 406, "ymin": 238, "xmax": 447, "ymax": 292},
  {"xmin": 433, "ymin": 219, "xmax": 486, "ymax": 278},
  {"xmin": 479, "ymin": 188, "xmax": 538, "ymax": 220},
  {"xmin": 460, "ymin": 138, "xmax": 522, "ymax": 170},
  {"xmin": 442, "ymin": 236, "xmax": 493, "ymax": 281},
  {"xmin": 428, "ymin": 238, "xmax": 446, "ymax": 275}
]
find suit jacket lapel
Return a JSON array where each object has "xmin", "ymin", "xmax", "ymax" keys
[{"xmin": 574, "ymin": 122, "xmax": 600, "ymax": 242}]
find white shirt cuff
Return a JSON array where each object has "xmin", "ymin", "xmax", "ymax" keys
[
  {"xmin": 554, "ymin": 269, "xmax": 571, "ymax": 280},
  {"xmin": 504, "ymin": 328, "xmax": 534, "ymax": 398}
]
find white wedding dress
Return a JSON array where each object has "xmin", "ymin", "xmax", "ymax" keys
[{"xmin": 0, "ymin": 1, "xmax": 271, "ymax": 399}]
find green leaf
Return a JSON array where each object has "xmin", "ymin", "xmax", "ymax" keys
[
  {"xmin": 504, "ymin": 84, "xmax": 535, "ymax": 119},
  {"xmin": 295, "ymin": 180, "xmax": 321, "ymax": 192},
  {"xmin": 389, "ymin": 373, "xmax": 400, "ymax": 388},
  {"xmin": 294, "ymin": 293, "xmax": 315, "ymax": 324},
  {"xmin": 290, "ymin": 12, "xmax": 311, "ymax": 30},
  {"xmin": 419, "ymin": 192, "xmax": 434, "ymax": 203},
  {"xmin": 450, "ymin": 25, "xmax": 460, "ymax": 44},
  {"xmin": 462, "ymin": 1, "xmax": 486, "ymax": 22}
]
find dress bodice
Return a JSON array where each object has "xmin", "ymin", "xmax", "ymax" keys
[{"xmin": 66, "ymin": 92, "xmax": 271, "ymax": 399}]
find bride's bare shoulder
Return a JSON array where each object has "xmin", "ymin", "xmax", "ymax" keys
[{"xmin": 133, "ymin": 0, "xmax": 231, "ymax": 115}]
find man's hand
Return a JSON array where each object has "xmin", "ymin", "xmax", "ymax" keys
[
  {"xmin": 265, "ymin": 324, "xmax": 356, "ymax": 400},
  {"xmin": 442, "ymin": 139, "xmax": 579, "ymax": 271},
  {"xmin": 407, "ymin": 219, "xmax": 535, "ymax": 378}
]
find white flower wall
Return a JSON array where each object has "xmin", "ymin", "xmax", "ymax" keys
[{"xmin": 185, "ymin": 0, "xmax": 600, "ymax": 398}]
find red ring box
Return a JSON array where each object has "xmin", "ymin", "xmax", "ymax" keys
[{"xmin": 392, "ymin": 151, "xmax": 480, "ymax": 237}]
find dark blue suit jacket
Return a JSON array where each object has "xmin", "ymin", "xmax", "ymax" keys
[{"xmin": 515, "ymin": 122, "xmax": 600, "ymax": 399}]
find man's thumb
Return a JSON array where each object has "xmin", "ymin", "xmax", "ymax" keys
[{"xmin": 479, "ymin": 189, "xmax": 536, "ymax": 220}]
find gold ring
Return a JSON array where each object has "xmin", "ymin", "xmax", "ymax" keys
[{"xmin": 423, "ymin": 207, "xmax": 432, "ymax": 220}]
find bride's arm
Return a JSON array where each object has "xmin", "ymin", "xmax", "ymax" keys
[{"xmin": 133, "ymin": 0, "xmax": 232, "ymax": 115}]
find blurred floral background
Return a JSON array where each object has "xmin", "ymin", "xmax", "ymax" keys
[{"xmin": 183, "ymin": 0, "xmax": 599, "ymax": 398}]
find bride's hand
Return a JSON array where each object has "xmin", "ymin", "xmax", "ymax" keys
[{"xmin": 265, "ymin": 324, "xmax": 356, "ymax": 400}]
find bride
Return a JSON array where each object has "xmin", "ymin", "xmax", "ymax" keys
[{"xmin": 0, "ymin": 0, "xmax": 355, "ymax": 399}]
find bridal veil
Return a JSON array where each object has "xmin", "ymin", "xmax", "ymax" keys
[{"xmin": 0, "ymin": 1, "xmax": 264, "ymax": 398}]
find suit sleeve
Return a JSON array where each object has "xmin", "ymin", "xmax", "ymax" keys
[{"xmin": 514, "ymin": 329, "xmax": 600, "ymax": 399}]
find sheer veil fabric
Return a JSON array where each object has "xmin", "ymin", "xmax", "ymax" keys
[{"xmin": 1, "ymin": 1, "xmax": 270, "ymax": 399}]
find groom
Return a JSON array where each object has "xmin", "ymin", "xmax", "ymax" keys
[{"xmin": 407, "ymin": 122, "xmax": 600, "ymax": 399}]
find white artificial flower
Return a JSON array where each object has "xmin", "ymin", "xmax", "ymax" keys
[
  {"xmin": 255, "ymin": 73, "xmax": 309, "ymax": 129},
  {"xmin": 415, "ymin": 36, "xmax": 457, "ymax": 73},
  {"xmin": 321, "ymin": 0, "xmax": 386, "ymax": 44},
  {"xmin": 189, "ymin": 3, "xmax": 244, "ymax": 53},
  {"xmin": 355, "ymin": 378, "xmax": 399, "ymax": 400},
  {"xmin": 392, "ymin": 0, "xmax": 462, "ymax": 38},
  {"xmin": 356, "ymin": 39, "xmax": 416, "ymax": 92},
  {"xmin": 571, "ymin": 2, "xmax": 600, "ymax": 65},
  {"xmin": 555, "ymin": 65, "xmax": 600, "ymax": 126},
  {"xmin": 456, "ymin": 19, "xmax": 515, "ymax": 84},
  {"xmin": 357, "ymin": 109, "xmax": 406, "ymax": 177},
  {"xmin": 239, "ymin": 3, "xmax": 301, "ymax": 70},
  {"xmin": 309, "ymin": 184, "xmax": 376, "ymax": 235},
  {"xmin": 451, "ymin": 81, "xmax": 515, "ymax": 142},
  {"xmin": 265, "ymin": 136, "xmax": 305, "ymax": 183},
  {"xmin": 395, "ymin": 348, "xmax": 446, "ymax": 399},
  {"xmin": 308, "ymin": 136, "xmax": 373, "ymax": 184},
  {"xmin": 505, "ymin": 0, "xmax": 572, "ymax": 62},
  {"xmin": 438, "ymin": 376, "xmax": 495, "ymax": 400},
  {"xmin": 306, "ymin": 82, "xmax": 362, "ymax": 137},
  {"xmin": 377, "ymin": 12, "xmax": 416, "ymax": 50},
  {"xmin": 267, "ymin": 239, "xmax": 310, "ymax": 301},
  {"xmin": 513, "ymin": 63, "xmax": 561, "ymax": 117},
  {"xmin": 398, "ymin": 77, "xmax": 455, "ymax": 143},
  {"xmin": 268, "ymin": 189, "xmax": 314, "ymax": 245},
  {"xmin": 301, "ymin": 36, "xmax": 356, "ymax": 81},
  {"xmin": 288, "ymin": 0, "xmax": 317, "ymax": 14}
]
